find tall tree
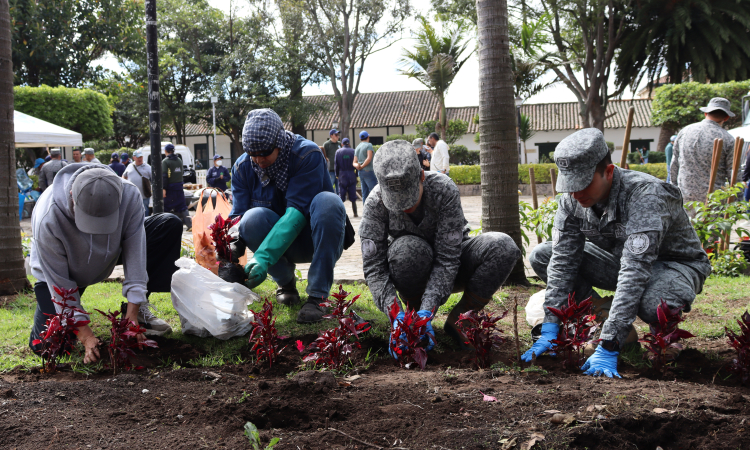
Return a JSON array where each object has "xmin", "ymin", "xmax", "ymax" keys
[
  {"xmin": 398, "ymin": 16, "xmax": 474, "ymax": 136},
  {"xmin": 477, "ymin": 0, "xmax": 526, "ymax": 284},
  {"xmin": 0, "ymin": 0, "xmax": 29, "ymax": 295},
  {"xmin": 304, "ymin": 0, "xmax": 412, "ymax": 140}
]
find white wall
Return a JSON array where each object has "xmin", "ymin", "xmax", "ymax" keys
[{"xmin": 523, "ymin": 127, "xmax": 662, "ymax": 164}]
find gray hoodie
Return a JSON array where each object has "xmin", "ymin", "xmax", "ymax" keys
[{"xmin": 30, "ymin": 163, "xmax": 148, "ymax": 321}]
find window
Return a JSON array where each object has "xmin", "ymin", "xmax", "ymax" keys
[
  {"xmin": 369, "ymin": 136, "xmax": 384, "ymax": 146},
  {"xmin": 194, "ymin": 143, "xmax": 209, "ymax": 170},
  {"xmin": 536, "ymin": 143, "xmax": 559, "ymax": 163}
]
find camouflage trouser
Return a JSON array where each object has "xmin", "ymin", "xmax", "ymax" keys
[
  {"xmin": 529, "ymin": 241, "xmax": 705, "ymax": 345},
  {"xmin": 387, "ymin": 232, "xmax": 521, "ymax": 310}
]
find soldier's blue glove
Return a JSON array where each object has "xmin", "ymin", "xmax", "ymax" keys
[
  {"xmin": 388, "ymin": 310, "xmax": 436, "ymax": 359},
  {"xmin": 521, "ymin": 322, "xmax": 559, "ymax": 362},
  {"xmin": 581, "ymin": 346, "xmax": 622, "ymax": 378},
  {"xmin": 389, "ymin": 312, "xmax": 406, "ymax": 359}
]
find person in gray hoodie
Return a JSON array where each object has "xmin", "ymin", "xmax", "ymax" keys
[{"xmin": 29, "ymin": 163, "xmax": 182, "ymax": 363}]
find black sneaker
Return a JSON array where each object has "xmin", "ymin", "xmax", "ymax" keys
[
  {"xmin": 296, "ymin": 299, "xmax": 328, "ymax": 324},
  {"xmin": 121, "ymin": 302, "xmax": 172, "ymax": 336}
]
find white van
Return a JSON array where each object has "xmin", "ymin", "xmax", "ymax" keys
[{"xmin": 137, "ymin": 142, "xmax": 197, "ymax": 183}]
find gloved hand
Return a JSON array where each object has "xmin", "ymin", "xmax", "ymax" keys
[
  {"xmin": 244, "ymin": 257, "xmax": 268, "ymax": 290},
  {"xmin": 581, "ymin": 346, "xmax": 621, "ymax": 378},
  {"xmin": 244, "ymin": 208, "xmax": 306, "ymax": 290},
  {"xmin": 521, "ymin": 322, "xmax": 559, "ymax": 362},
  {"xmin": 388, "ymin": 310, "xmax": 436, "ymax": 359}
]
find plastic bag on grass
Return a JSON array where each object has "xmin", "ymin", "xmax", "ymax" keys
[
  {"xmin": 525, "ymin": 290, "xmax": 546, "ymax": 327},
  {"xmin": 171, "ymin": 258, "xmax": 257, "ymax": 340}
]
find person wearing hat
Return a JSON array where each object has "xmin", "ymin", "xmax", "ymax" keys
[
  {"xmin": 670, "ymin": 97, "xmax": 737, "ymax": 204},
  {"xmin": 322, "ymin": 129, "xmax": 341, "ymax": 195},
  {"xmin": 38, "ymin": 148, "xmax": 69, "ymax": 192},
  {"xmin": 206, "ymin": 154, "xmax": 231, "ymax": 192},
  {"xmin": 28, "ymin": 164, "xmax": 181, "ymax": 363},
  {"xmin": 359, "ymin": 140, "xmax": 521, "ymax": 351},
  {"xmin": 412, "ymin": 138, "xmax": 431, "ymax": 170},
  {"xmin": 353, "ymin": 130, "xmax": 378, "ymax": 202},
  {"xmin": 29, "ymin": 157, "xmax": 45, "ymax": 178},
  {"xmin": 665, "ymin": 135, "xmax": 676, "ymax": 183},
  {"xmin": 83, "ymin": 148, "xmax": 101, "ymax": 164},
  {"xmin": 522, "ymin": 128, "xmax": 711, "ymax": 377},
  {"xmin": 121, "ymin": 152, "xmax": 131, "ymax": 168},
  {"xmin": 162, "ymin": 143, "xmax": 192, "ymax": 230},
  {"xmin": 335, "ymin": 137, "xmax": 358, "ymax": 217},
  {"xmin": 109, "ymin": 152, "xmax": 126, "ymax": 177},
  {"xmin": 122, "ymin": 149, "xmax": 152, "ymax": 216},
  {"xmin": 230, "ymin": 109, "xmax": 346, "ymax": 323}
]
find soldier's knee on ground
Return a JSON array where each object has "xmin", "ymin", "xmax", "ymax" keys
[
  {"xmin": 529, "ymin": 241, "xmax": 554, "ymax": 279},
  {"xmin": 477, "ymin": 231, "xmax": 522, "ymax": 262}
]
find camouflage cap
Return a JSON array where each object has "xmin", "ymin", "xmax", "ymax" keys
[
  {"xmin": 554, "ymin": 128, "xmax": 609, "ymax": 193},
  {"xmin": 373, "ymin": 140, "xmax": 422, "ymax": 211},
  {"xmin": 699, "ymin": 97, "xmax": 735, "ymax": 118}
]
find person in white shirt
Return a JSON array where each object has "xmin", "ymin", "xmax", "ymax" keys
[
  {"xmin": 427, "ymin": 132, "xmax": 450, "ymax": 175},
  {"xmin": 122, "ymin": 150, "xmax": 153, "ymax": 216}
]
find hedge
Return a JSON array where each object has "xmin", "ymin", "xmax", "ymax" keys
[
  {"xmin": 448, "ymin": 163, "xmax": 668, "ymax": 185},
  {"xmin": 449, "ymin": 165, "xmax": 481, "ymax": 185},
  {"xmin": 95, "ymin": 148, "xmax": 135, "ymax": 165},
  {"xmin": 628, "ymin": 163, "xmax": 668, "ymax": 180},
  {"xmin": 651, "ymin": 80, "xmax": 750, "ymax": 130},
  {"xmin": 15, "ymin": 85, "xmax": 114, "ymax": 140},
  {"xmin": 627, "ymin": 150, "xmax": 666, "ymax": 165}
]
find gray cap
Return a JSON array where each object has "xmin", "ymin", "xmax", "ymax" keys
[
  {"xmin": 700, "ymin": 97, "xmax": 735, "ymax": 117},
  {"xmin": 49, "ymin": 148, "xmax": 61, "ymax": 155},
  {"xmin": 373, "ymin": 140, "xmax": 422, "ymax": 211},
  {"xmin": 412, "ymin": 138, "xmax": 424, "ymax": 149},
  {"xmin": 554, "ymin": 128, "xmax": 609, "ymax": 193},
  {"xmin": 83, "ymin": 148, "xmax": 95, "ymax": 155},
  {"xmin": 72, "ymin": 168, "xmax": 123, "ymax": 234}
]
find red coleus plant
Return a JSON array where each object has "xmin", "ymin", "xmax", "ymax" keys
[
  {"xmin": 249, "ymin": 298, "xmax": 287, "ymax": 368},
  {"xmin": 209, "ymin": 214, "xmax": 241, "ymax": 262},
  {"xmin": 388, "ymin": 300, "xmax": 434, "ymax": 370},
  {"xmin": 32, "ymin": 287, "xmax": 90, "ymax": 373},
  {"xmin": 456, "ymin": 309, "xmax": 508, "ymax": 368},
  {"xmin": 302, "ymin": 286, "xmax": 371, "ymax": 369},
  {"xmin": 639, "ymin": 300, "xmax": 694, "ymax": 371},
  {"xmin": 726, "ymin": 311, "xmax": 750, "ymax": 385},
  {"xmin": 547, "ymin": 294, "xmax": 598, "ymax": 369},
  {"xmin": 95, "ymin": 309, "xmax": 158, "ymax": 375}
]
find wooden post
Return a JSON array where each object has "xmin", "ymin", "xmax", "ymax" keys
[
  {"xmin": 722, "ymin": 137, "xmax": 745, "ymax": 250},
  {"xmin": 549, "ymin": 168, "xmax": 557, "ymax": 197},
  {"xmin": 619, "ymin": 106, "xmax": 635, "ymax": 169},
  {"xmin": 513, "ymin": 296, "xmax": 520, "ymax": 363},
  {"xmin": 529, "ymin": 167, "xmax": 541, "ymax": 243},
  {"xmin": 707, "ymin": 138, "xmax": 723, "ymax": 198}
]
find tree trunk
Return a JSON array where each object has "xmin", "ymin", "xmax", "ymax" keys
[
  {"xmin": 656, "ymin": 123, "xmax": 676, "ymax": 153},
  {"xmin": 0, "ymin": 0, "xmax": 30, "ymax": 295},
  {"xmin": 477, "ymin": 0, "xmax": 527, "ymax": 285}
]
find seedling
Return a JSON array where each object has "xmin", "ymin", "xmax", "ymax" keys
[
  {"xmin": 726, "ymin": 310, "xmax": 750, "ymax": 385},
  {"xmin": 244, "ymin": 421, "xmax": 280, "ymax": 449},
  {"xmin": 95, "ymin": 309, "xmax": 158, "ymax": 375},
  {"xmin": 32, "ymin": 287, "xmax": 90, "ymax": 373},
  {"xmin": 388, "ymin": 300, "xmax": 434, "ymax": 370},
  {"xmin": 547, "ymin": 294, "xmax": 598, "ymax": 369},
  {"xmin": 209, "ymin": 214, "xmax": 245, "ymax": 283},
  {"xmin": 249, "ymin": 298, "xmax": 287, "ymax": 368},
  {"xmin": 455, "ymin": 309, "xmax": 508, "ymax": 368},
  {"xmin": 639, "ymin": 300, "xmax": 694, "ymax": 372}
]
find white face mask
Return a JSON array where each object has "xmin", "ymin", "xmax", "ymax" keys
[{"xmin": 215, "ymin": 159, "xmax": 223, "ymax": 166}]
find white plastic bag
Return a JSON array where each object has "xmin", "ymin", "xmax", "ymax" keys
[
  {"xmin": 171, "ymin": 258, "xmax": 257, "ymax": 340},
  {"xmin": 525, "ymin": 290, "xmax": 546, "ymax": 327}
]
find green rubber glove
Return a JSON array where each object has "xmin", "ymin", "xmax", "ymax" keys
[{"xmin": 244, "ymin": 207, "xmax": 306, "ymax": 289}]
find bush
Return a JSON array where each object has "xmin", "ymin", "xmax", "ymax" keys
[
  {"xmin": 416, "ymin": 119, "xmax": 469, "ymax": 145},
  {"xmin": 651, "ymin": 80, "xmax": 750, "ymax": 130},
  {"xmin": 606, "ymin": 141, "xmax": 615, "ymax": 153},
  {"xmin": 95, "ymin": 147, "xmax": 134, "ymax": 165},
  {"xmin": 627, "ymin": 151, "xmax": 666, "ymax": 165},
  {"xmin": 449, "ymin": 165, "xmax": 481, "ymax": 185},
  {"xmin": 449, "ymin": 145, "xmax": 480, "ymax": 165},
  {"xmin": 519, "ymin": 164, "xmax": 558, "ymax": 184},
  {"xmin": 386, "ymin": 134, "xmax": 420, "ymax": 143},
  {"xmin": 628, "ymin": 163, "xmax": 668, "ymax": 180},
  {"xmin": 14, "ymin": 85, "xmax": 114, "ymax": 140}
]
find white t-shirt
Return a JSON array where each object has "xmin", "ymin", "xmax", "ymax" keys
[
  {"xmin": 430, "ymin": 140, "xmax": 450, "ymax": 173},
  {"xmin": 122, "ymin": 163, "xmax": 152, "ymax": 199}
]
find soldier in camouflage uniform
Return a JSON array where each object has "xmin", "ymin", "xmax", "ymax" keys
[
  {"xmin": 359, "ymin": 140, "xmax": 521, "ymax": 351},
  {"xmin": 39, "ymin": 148, "xmax": 68, "ymax": 192},
  {"xmin": 523, "ymin": 128, "xmax": 711, "ymax": 378},
  {"xmin": 670, "ymin": 97, "xmax": 736, "ymax": 204}
]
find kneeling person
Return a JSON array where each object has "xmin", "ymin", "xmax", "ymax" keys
[
  {"xmin": 29, "ymin": 164, "xmax": 182, "ymax": 363},
  {"xmin": 359, "ymin": 140, "xmax": 522, "ymax": 351},
  {"xmin": 522, "ymin": 128, "xmax": 711, "ymax": 377}
]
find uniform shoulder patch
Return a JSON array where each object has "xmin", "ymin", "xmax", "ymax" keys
[
  {"xmin": 361, "ymin": 239, "xmax": 376, "ymax": 258},
  {"xmin": 552, "ymin": 227, "xmax": 560, "ymax": 247},
  {"xmin": 446, "ymin": 229, "xmax": 463, "ymax": 245},
  {"xmin": 625, "ymin": 233, "xmax": 650, "ymax": 254}
]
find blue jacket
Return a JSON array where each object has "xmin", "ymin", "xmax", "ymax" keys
[
  {"xmin": 335, "ymin": 147, "xmax": 357, "ymax": 186},
  {"xmin": 206, "ymin": 165, "xmax": 231, "ymax": 191},
  {"xmin": 109, "ymin": 161, "xmax": 126, "ymax": 177},
  {"xmin": 230, "ymin": 135, "xmax": 333, "ymax": 218}
]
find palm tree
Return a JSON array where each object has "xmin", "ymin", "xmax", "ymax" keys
[
  {"xmin": 519, "ymin": 113, "xmax": 535, "ymax": 163},
  {"xmin": 477, "ymin": 0, "xmax": 526, "ymax": 285},
  {"xmin": 0, "ymin": 0, "xmax": 29, "ymax": 295},
  {"xmin": 398, "ymin": 16, "xmax": 474, "ymax": 136}
]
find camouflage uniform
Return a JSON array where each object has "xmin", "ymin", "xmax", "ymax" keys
[
  {"xmin": 531, "ymin": 165, "xmax": 712, "ymax": 345},
  {"xmin": 359, "ymin": 141, "xmax": 521, "ymax": 315},
  {"xmin": 39, "ymin": 159, "xmax": 68, "ymax": 191}
]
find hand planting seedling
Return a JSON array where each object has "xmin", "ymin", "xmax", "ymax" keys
[
  {"xmin": 547, "ymin": 294, "xmax": 598, "ymax": 369},
  {"xmin": 32, "ymin": 286, "xmax": 90, "ymax": 373},
  {"xmin": 388, "ymin": 300, "xmax": 435, "ymax": 370},
  {"xmin": 455, "ymin": 309, "xmax": 507, "ymax": 368},
  {"xmin": 249, "ymin": 298, "xmax": 287, "ymax": 368},
  {"xmin": 209, "ymin": 214, "xmax": 246, "ymax": 283},
  {"xmin": 726, "ymin": 310, "xmax": 750, "ymax": 385},
  {"xmin": 639, "ymin": 300, "xmax": 694, "ymax": 372},
  {"xmin": 302, "ymin": 286, "xmax": 371, "ymax": 369},
  {"xmin": 95, "ymin": 309, "xmax": 158, "ymax": 375}
]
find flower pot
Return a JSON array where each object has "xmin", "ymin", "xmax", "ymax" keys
[{"xmin": 218, "ymin": 260, "xmax": 246, "ymax": 284}]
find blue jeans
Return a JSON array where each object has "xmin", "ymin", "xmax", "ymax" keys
[
  {"xmin": 329, "ymin": 171, "xmax": 338, "ymax": 194},
  {"xmin": 143, "ymin": 198, "xmax": 150, "ymax": 217},
  {"xmin": 359, "ymin": 170, "xmax": 378, "ymax": 203},
  {"xmin": 237, "ymin": 192, "xmax": 345, "ymax": 298},
  {"xmin": 744, "ymin": 183, "xmax": 750, "ymax": 202}
]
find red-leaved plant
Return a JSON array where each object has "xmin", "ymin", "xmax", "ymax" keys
[
  {"xmin": 456, "ymin": 309, "xmax": 508, "ymax": 368},
  {"xmin": 95, "ymin": 309, "xmax": 158, "ymax": 375},
  {"xmin": 639, "ymin": 300, "xmax": 694, "ymax": 371},
  {"xmin": 32, "ymin": 287, "xmax": 90, "ymax": 373},
  {"xmin": 548, "ymin": 294, "xmax": 598, "ymax": 369},
  {"xmin": 249, "ymin": 298, "xmax": 287, "ymax": 368},
  {"xmin": 388, "ymin": 300, "xmax": 434, "ymax": 370},
  {"xmin": 209, "ymin": 214, "xmax": 245, "ymax": 283},
  {"xmin": 302, "ymin": 286, "xmax": 371, "ymax": 369},
  {"xmin": 726, "ymin": 311, "xmax": 750, "ymax": 384}
]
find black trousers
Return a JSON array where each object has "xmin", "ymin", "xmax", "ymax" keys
[{"xmin": 29, "ymin": 213, "xmax": 183, "ymax": 351}]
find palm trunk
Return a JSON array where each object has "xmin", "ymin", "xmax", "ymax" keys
[
  {"xmin": 0, "ymin": 0, "xmax": 30, "ymax": 295},
  {"xmin": 477, "ymin": 0, "xmax": 527, "ymax": 285}
]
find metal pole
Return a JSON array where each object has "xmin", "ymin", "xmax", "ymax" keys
[
  {"xmin": 146, "ymin": 0, "xmax": 164, "ymax": 214},
  {"xmin": 212, "ymin": 101, "xmax": 217, "ymax": 157},
  {"xmin": 516, "ymin": 105, "xmax": 522, "ymax": 164}
]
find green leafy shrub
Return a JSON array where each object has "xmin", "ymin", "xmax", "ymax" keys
[
  {"xmin": 627, "ymin": 151, "xmax": 666, "ymax": 165},
  {"xmin": 686, "ymin": 184, "xmax": 750, "ymax": 255},
  {"xmin": 519, "ymin": 164, "xmax": 558, "ymax": 184},
  {"xmin": 651, "ymin": 80, "xmax": 750, "ymax": 130},
  {"xmin": 449, "ymin": 145, "xmax": 480, "ymax": 165},
  {"xmin": 95, "ymin": 147, "xmax": 135, "ymax": 164},
  {"xmin": 606, "ymin": 141, "xmax": 614, "ymax": 153},
  {"xmin": 449, "ymin": 165, "xmax": 481, "ymax": 185},
  {"xmin": 386, "ymin": 134, "xmax": 420, "ymax": 143},
  {"xmin": 416, "ymin": 119, "xmax": 469, "ymax": 145},
  {"xmin": 710, "ymin": 249, "xmax": 748, "ymax": 277},
  {"xmin": 628, "ymin": 163, "xmax": 668, "ymax": 180}
]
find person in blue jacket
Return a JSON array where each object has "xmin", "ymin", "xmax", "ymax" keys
[
  {"xmin": 206, "ymin": 155, "xmax": 231, "ymax": 191},
  {"xmin": 109, "ymin": 153, "xmax": 126, "ymax": 177},
  {"xmin": 335, "ymin": 137, "xmax": 358, "ymax": 217},
  {"xmin": 230, "ymin": 109, "xmax": 346, "ymax": 323}
]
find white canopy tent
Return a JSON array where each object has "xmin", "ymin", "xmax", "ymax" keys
[
  {"xmin": 14, "ymin": 111, "xmax": 83, "ymax": 148},
  {"xmin": 729, "ymin": 126, "xmax": 750, "ymax": 164}
]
